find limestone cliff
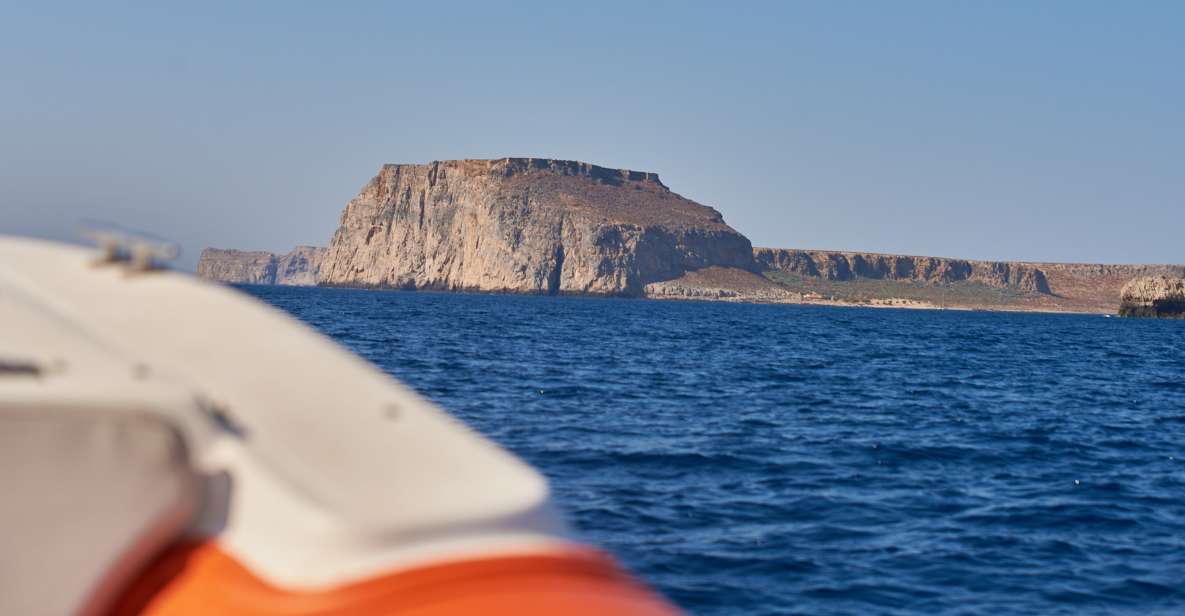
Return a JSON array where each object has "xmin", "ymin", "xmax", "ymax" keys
[
  {"xmin": 1118, "ymin": 276, "xmax": 1185, "ymax": 318},
  {"xmin": 318, "ymin": 158, "xmax": 755, "ymax": 296},
  {"xmin": 274, "ymin": 246, "xmax": 326, "ymax": 286},
  {"xmin": 197, "ymin": 249, "xmax": 276, "ymax": 284},
  {"xmin": 197, "ymin": 246, "xmax": 325, "ymax": 285},
  {"xmin": 754, "ymin": 248, "xmax": 1052, "ymax": 294}
]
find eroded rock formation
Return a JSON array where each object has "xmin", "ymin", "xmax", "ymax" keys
[
  {"xmin": 754, "ymin": 248, "xmax": 1052, "ymax": 294},
  {"xmin": 1118, "ymin": 276, "xmax": 1185, "ymax": 318},
  {"xmin": 197, "ymin": 246, "xmax": 325, "ymax": 285},
  {"xmin": 318, "ymin": 158, "xmax": 755, "ymax": 296}
]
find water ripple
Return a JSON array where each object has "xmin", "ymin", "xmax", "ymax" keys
[{"xmin": 248, "ymin": 286, "xmax": 1185, "ymax": 616}]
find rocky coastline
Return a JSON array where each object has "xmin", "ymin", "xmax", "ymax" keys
[
  {"xmin": 195, "ymin": 157, "xmax": 1184, "ymax": 314},
  {"xmin": 754, "ymin": 248, "xmax": 1051, "ymax": 294}
]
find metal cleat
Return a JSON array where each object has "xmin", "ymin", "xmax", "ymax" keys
[{"xmin": 82, "ymin": 221, "xmax": 179, "ymax": 272}]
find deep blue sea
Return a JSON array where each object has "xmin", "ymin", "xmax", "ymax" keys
[{"xmin": 246, "ymin": 286, "xmax": 1185, "ymax": 616}]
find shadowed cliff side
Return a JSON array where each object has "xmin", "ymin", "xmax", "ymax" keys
[{"xmin": 316, "ymin": 158, "xmax": 756, "ymax": 297}]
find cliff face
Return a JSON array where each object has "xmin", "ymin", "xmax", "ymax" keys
[
  {"xmin": 318, "ymin": 158, "xmax": 755, "ymax": 296},
  {"xmin": 1118, "ymin": 276, "xmax": 1185, "ymax": 318},
  {"xmin": 197, "ymin": 246, "xmax": 325, "ymax": 285},
  {"xmin": 754, "ymin": 248, "xmax": 1052, "ymax": 294},
  {"xmin": 197, "ymin": 249, "xmax": 276, "ymax": 284},
  {"xmin": 274, "ymin": 246, "xmax": 326, "ymax": 286}
]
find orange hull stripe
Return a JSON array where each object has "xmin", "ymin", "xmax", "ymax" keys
[{"xmin": 106, "ymin": 541, "xmax": 682, "ymax": 615}]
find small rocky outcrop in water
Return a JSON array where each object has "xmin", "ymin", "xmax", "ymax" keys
[
  {"xmin": 753, "ymin": 248, "xmax": 1052, "ymax": 294},
  {"xmin": 318, "ymin": 158, "xmax": 755, "ymax": 296},
  {"xmin": 197, "ymin": 246, "xmax": 325, "ymax": 285},
  {"xmin": 1118, "ymin": 276, "xmax": 1185, "ymax": 318}
]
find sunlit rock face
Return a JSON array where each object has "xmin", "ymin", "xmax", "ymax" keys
[{"xmin": 317, "ymin": 158, "xmax": 755, "ymax": 297}]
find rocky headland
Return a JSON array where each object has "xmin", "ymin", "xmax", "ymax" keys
[
  {"xmin": 317, "ymin": 158, "xmax": 754, "ymax": 296},
  {"xmin": 197, "ymin": 245, "xmax": 325, "ymax": 286},
  {"xmin": 196, "ymin": 157, "xmax": 1184, "ymax": 314},
  {"xmin": 1118, "ymin": 276, "xmax": 1185, "ymax": 318}
]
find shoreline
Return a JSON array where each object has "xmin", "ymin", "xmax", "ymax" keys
[
  {"xmin": 643, "ymin": 292, "xmax": 1112, "ymax": 315},
  {"xmin": 243, "ymin": 282, "xmax": 1115, "ymax": 316}
]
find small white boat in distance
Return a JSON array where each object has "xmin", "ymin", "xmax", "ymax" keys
[{"xmin": 0, "ymin": 236, "xmax": 679, "ymax": 616}]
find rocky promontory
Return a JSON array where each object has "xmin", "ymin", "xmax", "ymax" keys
[
  {"xmin": 197, "ymin": 245, "xmax": 325, "ymax": 285},
  {"xmin": 318, "ymin": 158, "xmax": 755, "ymax": 296},
  {"xmin": 1118, "ymin": 276, "xmax": 1185, "ymax": 318}
]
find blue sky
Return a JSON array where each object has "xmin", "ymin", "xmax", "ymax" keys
[{"xmin": 2, "ymin": 2, "xmax": 1181, "ymax": 270}]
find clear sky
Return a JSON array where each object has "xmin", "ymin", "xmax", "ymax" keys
[{"xmin": 2, "ymin": 2, "xmax": 1182, "ymax": 271}]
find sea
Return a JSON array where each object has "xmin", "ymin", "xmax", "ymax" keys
[{"xmin": 245, "ymin": 285, "xmax": 1185, "ymax": 616}]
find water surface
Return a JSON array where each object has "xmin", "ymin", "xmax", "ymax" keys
[{"xmin": 246, "ymin": 286, "xmax": 1185, "ymax": 615}]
